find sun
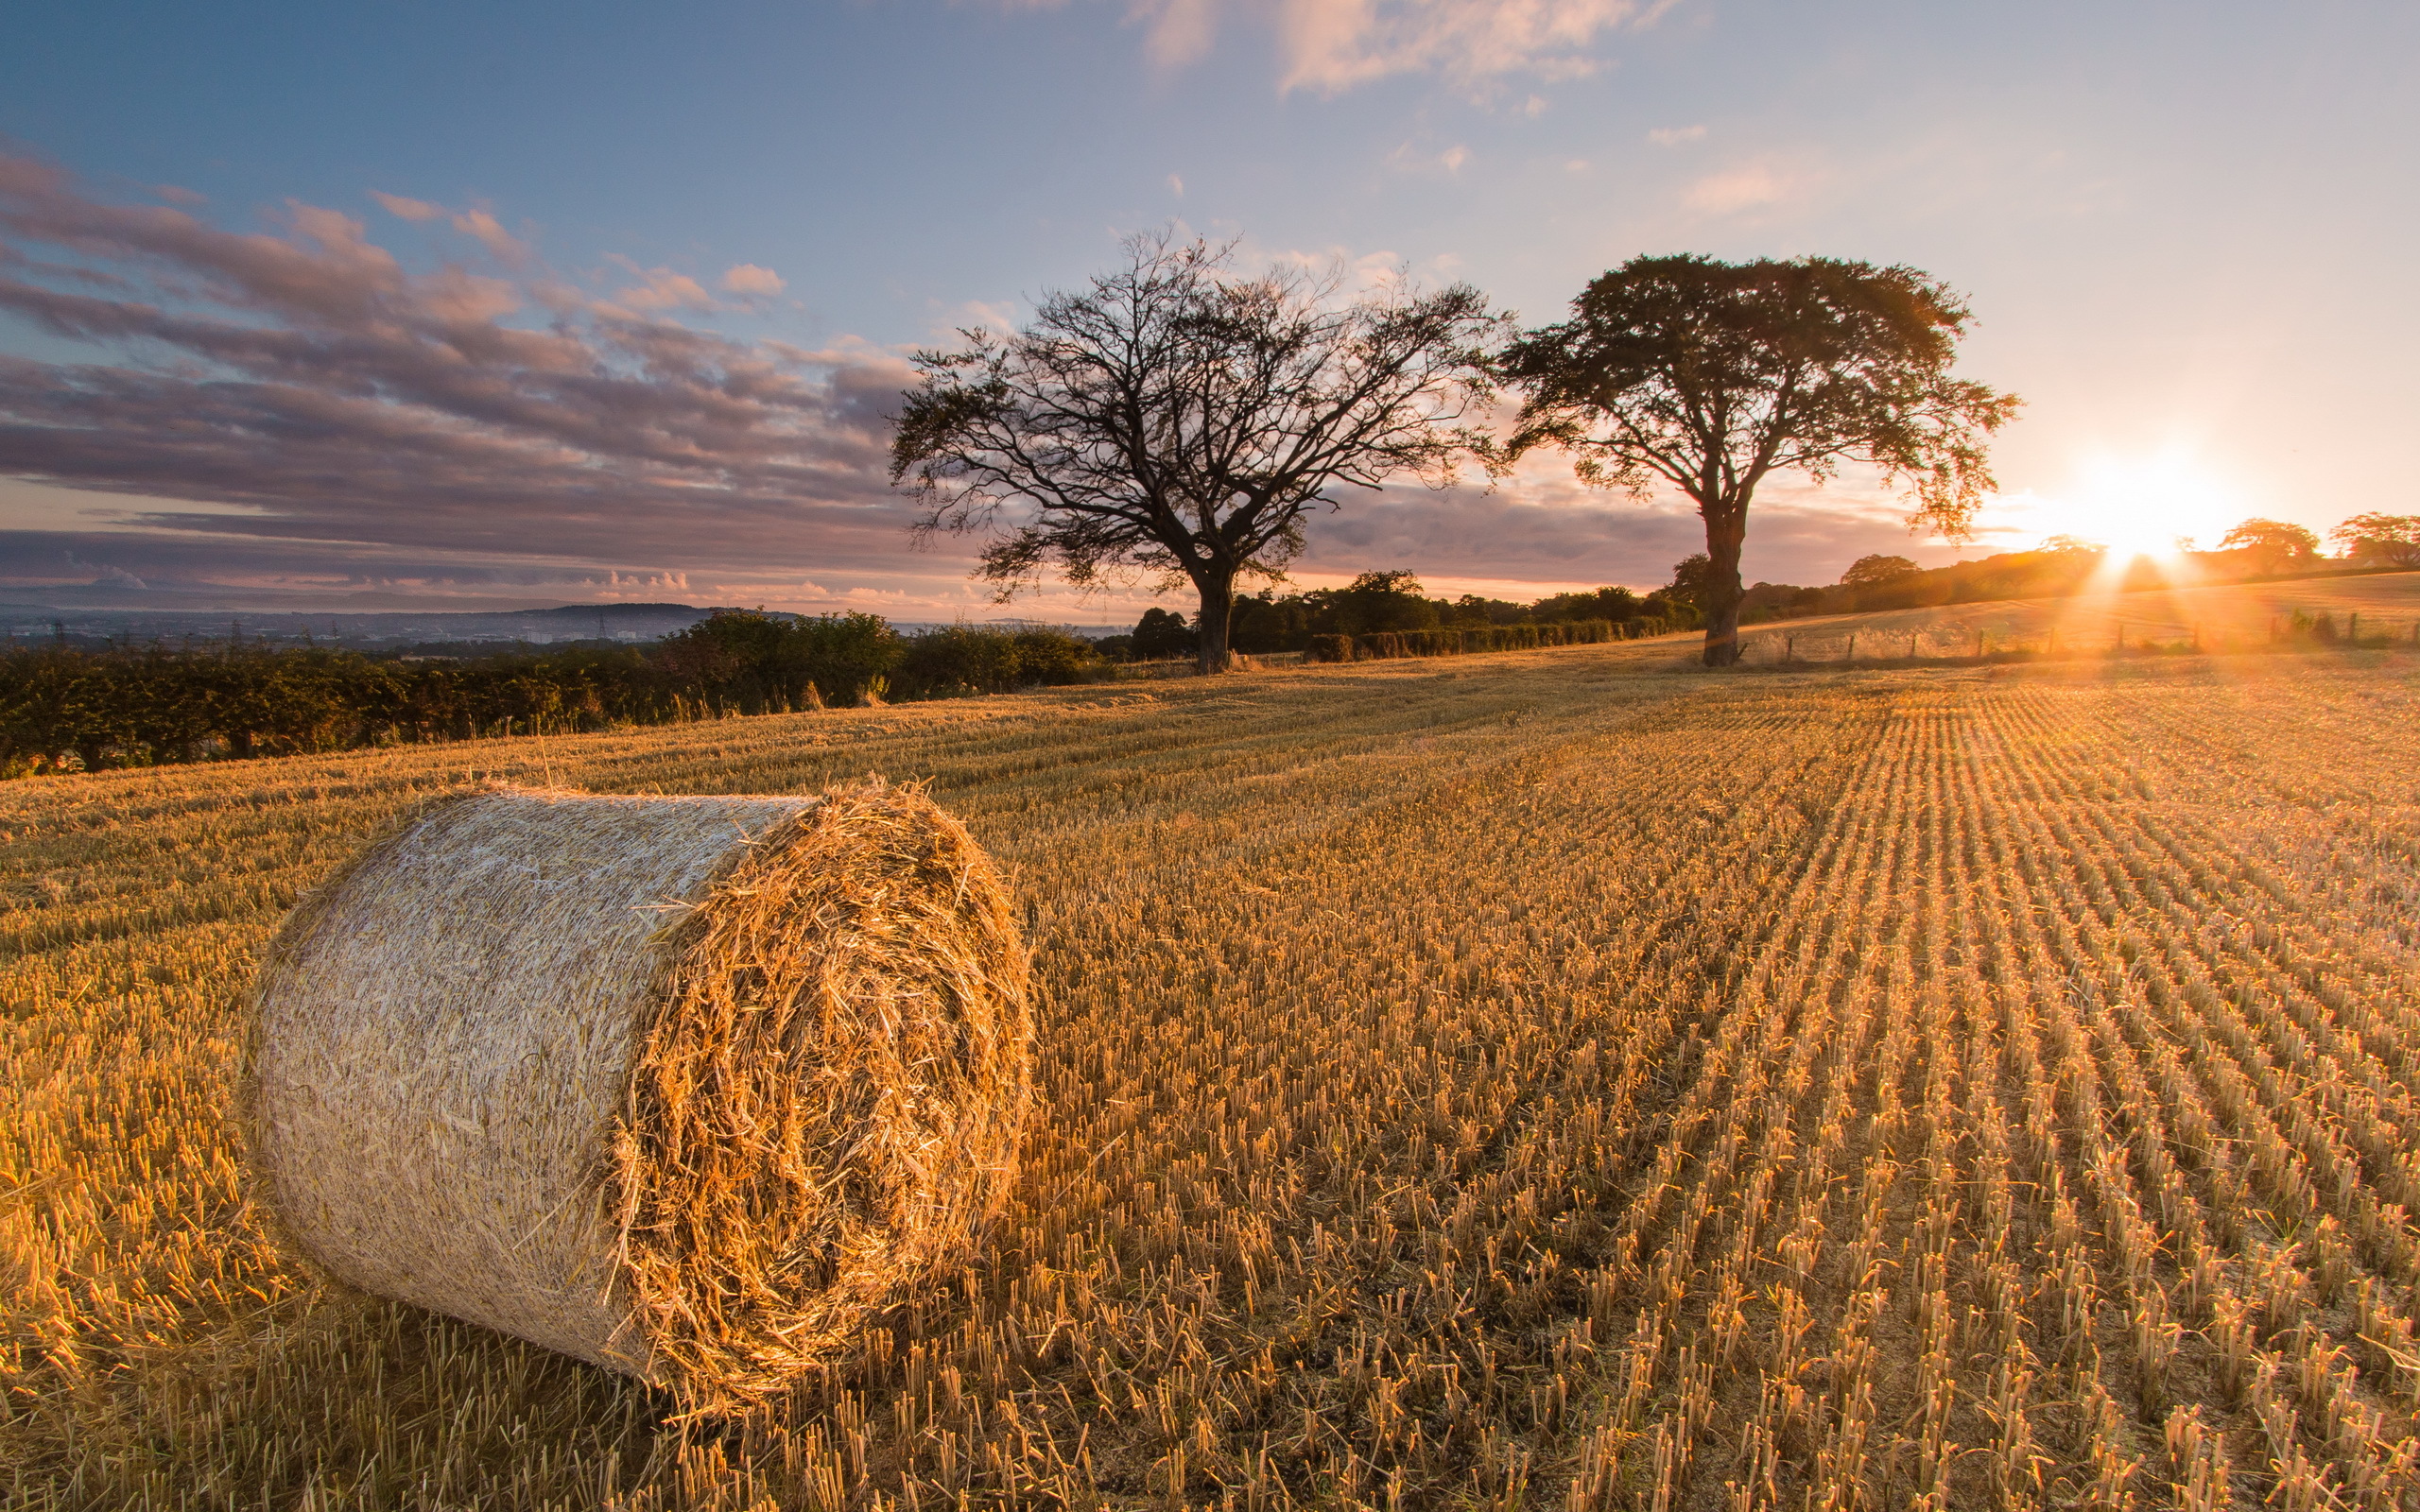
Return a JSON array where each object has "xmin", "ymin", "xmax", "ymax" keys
[{"xmin": 2025, "ymin": 451, "xmax": 2241, "ymax": 559}]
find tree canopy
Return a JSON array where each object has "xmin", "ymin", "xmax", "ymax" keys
[
  {"xmin": 1664, "ymin": 554, "xmax": 1719, "ymax": 609},
  {"xmin": 2219, "ymin": 518, "xmax": 2321, "ymax": 573},
  {"xmin": 1841, "ymin": 553, "xmax": 1921, "ymax": 589},
  {"xmin": 1499, "ymin": 254, "xmax": 2019, "ymax": 666},
  {"xmin": 890, "ymin": 233, "xmax": 1505, "ymax": 673},
  {"xmin": 2328, "ymin": 512, "xmax": 2420, "ymax": 569}
]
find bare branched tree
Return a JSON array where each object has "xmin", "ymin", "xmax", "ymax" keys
[{"xmin": 890, "ymin": 233, "xmax": 1505, "ymax": 672}]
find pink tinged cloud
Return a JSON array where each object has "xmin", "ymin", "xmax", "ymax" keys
[
  {"xmin": 451, "ymin": 207, "xmax": 530, "ymax": 264},
  {"xmin": 604, "ymin": 258, "xmax": 721, "ymax": 313},
  {"xmin": 374, "ymin": 193, "xmax": 532, "ymax": 263},
  {"xmin": 720, "ymin": 263, "xmax": 786, "ymax": 297},
  {"xmin": 371, "ymin": 190, "xmax": 446, "ymax": 221},
  {"xmin": 1683, "ymin": 162, "xmax": 1811, "ymax": 215},
  {"xmin": 0, "ymin": 152, "xmax": 913, "ymax": 576},
  {"xmin": 1116, "ymin": 0, "xmax": 1661, "ymax": 92}
]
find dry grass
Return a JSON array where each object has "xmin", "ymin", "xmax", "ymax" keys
[
  {"xmin": 6, "ymin": 642, "xmax": 2420, "ymax": 1508},
  {"xmin": 1723, "ymin": 566, "xmax": 2420, "ymax": 663}
]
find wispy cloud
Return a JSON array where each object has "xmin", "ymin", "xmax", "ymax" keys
[
  {"xmin": 1682, "ymin": 159, "xmax": 1820, "ymax": 215},
  {"xmin": 1647, "ymin": 124, "xmax": 1705, "ymax": 147},
  {"xmin": 1110, "ymin": 0, "xmax": 1669, "ymax": 94},
  {"xmin": 720, "ymin": 263, "xmax": 786, "ymax": 297},
  {"xmin": 0, "ymin": 151, "xmax": 910, "ymax": 596},
  {"xmin": 372, "ymin": 191, "xmax": 532, "ymax": 263},
  {"xmin": 371, "ymin": 190, "xmax": 445, "ymax": 221},
  {"xmin": 1385, "ymin": 140, "xmax": 1470, "ymax": 175}
]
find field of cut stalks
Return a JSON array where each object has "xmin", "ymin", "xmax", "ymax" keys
[
  {"xmin": 7, "ymin": 644, "xmax": 2420, "ymax": 1510},
  {"xmin": 1723, "ymin": 569, "xmax": 2420, "ymax": 667}
]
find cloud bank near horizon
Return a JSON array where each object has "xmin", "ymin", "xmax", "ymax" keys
[
  {"xmin": 0, "ymin": 151, "xmax": 933, "ymax": 590},
  {"xmin": 0, "ymin": 148, "xmax": 1968, "ymax": 616}
]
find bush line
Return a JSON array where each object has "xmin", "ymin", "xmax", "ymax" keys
[{"xmin": 1304, "ymin": 618, "xmax": 1672, "ymax": 662}]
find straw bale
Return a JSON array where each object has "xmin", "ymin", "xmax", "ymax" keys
[{"xmin": 243, "ymin": 781, "xmax": 1032, "ymax": 1412}]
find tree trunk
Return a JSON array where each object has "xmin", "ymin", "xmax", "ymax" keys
[
  {"xmin": 1194, "ymin": 576, "xmax": 1237, "ymax": 674},
  {"xmin": 1701, "ymin": 508, "xmax": 1748, "ymax": 668}
]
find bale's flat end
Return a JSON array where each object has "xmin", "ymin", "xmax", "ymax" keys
[{"xmin": 614, "ymin": 779, "xmax": 1035, "ymax": 1412}]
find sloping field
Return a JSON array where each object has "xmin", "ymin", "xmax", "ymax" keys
[
  {"xmin": 1723, "ymin": 569, "xmax": 2420, "ymax": 664},
  {"xmin": 6, "ymin": 646, "xmax": 2420, "ymax": 1509}
]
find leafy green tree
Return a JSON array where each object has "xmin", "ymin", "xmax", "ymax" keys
[
  {"xmin": 2037, "ymin": 535, "xmax": 2105, "ymax": 556},
  {"xmin": 897, "ymin": 626, "xmax": 1023, "ymax": 696},
  {"xmin": 1230, "ymin": 592, "xmax": 1313, "ymax": 654},
  {"xmin": 1315, "ymin": 570, "xmax": 1440, "ymax": 636},
  {"xmin": 891, "ymin": 233, "xmax": 1503, "ymax": 675},
  {"xmin": 1527, "ymin": 586, "xmax": 1642, "ymax": 625},
  {"xmin": 1665, "ymin": 554, "xmax": 1719, "ymax": 609},
  {"xmin": 2328, "ymin": 512, "xmax": 2420, "ymax": 569},
  {"xmin": 655, "ymin": 610, "xmax": 900, "ymax": 709},
  {"xmin": 1840, "ymin": 554, "xmax": 1920, "ymax": 589},
  {"xmin": 1132, "ymin": 608, "xmax": 1196, "ymax": 660},
  {"xmin": 1500, "ymin": 254, "xmax": 2020, "ymax": 666},
  {"xmin": 2219, "ymin": 518, "xmax": 2321, "ymax": 574}
]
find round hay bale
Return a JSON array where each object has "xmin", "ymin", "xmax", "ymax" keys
[{"xmin": 242, "ymin": 781, "xmax": 1032, "ymax": 1411}]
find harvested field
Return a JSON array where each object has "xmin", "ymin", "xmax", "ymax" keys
[
  {"xmin": 1722, "ymin": 568, "xmax": 2420, "ymax": 664},
  {"xmin": 7, "ymin": 643, "xmax": 2420, "ymax": 1508}
]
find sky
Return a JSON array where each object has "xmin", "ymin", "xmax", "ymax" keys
[{"xmin": 1, "ymin": 0, "xmax": 2413, "ymax": 625}]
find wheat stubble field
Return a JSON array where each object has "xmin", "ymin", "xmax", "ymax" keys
[{"xmin": 7, "ymin": 644, "xmax": 2420, "ymax": 1510}]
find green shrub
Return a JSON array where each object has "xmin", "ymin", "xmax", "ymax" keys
[{"xmin": 895, "ymin": 625, "xmax": 1099, "ymax": 696}]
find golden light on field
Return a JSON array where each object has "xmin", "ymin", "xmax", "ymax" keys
[{"xmin": 13, "ymin": 620, "xmax": 2420, "ymax": 1507}]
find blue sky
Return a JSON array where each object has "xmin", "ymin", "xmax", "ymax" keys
[{"xmin": 2, "ymin": 0, "xmax": 2413, "ymax": 621}]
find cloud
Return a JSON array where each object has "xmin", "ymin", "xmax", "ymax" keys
[
  {"xmin": 1386, "ymin": 141, "xmax": 1470, "ymax": 175},
  {"xmin": 0, "ymin": 151, "xmax": 917, "ymax": 601},
  {"xmin": 1279, "ymin": 0, "xmax": 1659, "ymax": 92},
  {"xmin": 372, "ymin": 191, "xmax": 446, "ymax": 221},
  {"xmin": 1140, "ymin": 0, "xmax": 1220, "ymax": 67},
  {"xmin": 1115, "ymin": 0, "xmax": 1667, "ymax": 93},
  {"xmin": 1682, "ymin": 160, "xmax": 1817, "ymax": 215},
  {"xmin": 602, "ymin": 257, "xmax": 720, "ymax": 312},
  {"xmin": 0, "ymin": 151, "xmax": 1943, "ymax": 618},
  {"xmin": 936, "ymin": 298, "xmax": 1020, "ymax": 339},
  {"xmin": 451, "ymin": 207, "xmax": 530, "ymax": 264},
  {"xmin": 1647, "ymin": 124, "xmax": 1705, "ymax": 147},
  {"xmin": 373, "ymin": 192, "xmax": 530, "ymax": 262},
  {"xmin": 61, "ymin": 548, "xmax": 146, "ymax": 589},
  {"xmin": 153, "ymin": 184, "xmax": 207, "ymax": 207},
  {"xmin": 720, "ymin": 263, "xmax": 786, "ymax": 297},
  {"xmin": 1294, "ymin": 464, "xmax": 1972, "ymax": 591}
]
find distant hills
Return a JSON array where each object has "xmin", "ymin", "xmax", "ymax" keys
[
  {"xmin": 0, "ymin": 601, "xmax": 1108, "ymax": 651},
  {"xmin": 0, "ymin": 601, "xmax": 725, "ymax": 650}
]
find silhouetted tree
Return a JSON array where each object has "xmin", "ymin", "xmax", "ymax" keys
[
  {"xmin": 2328, "ymin": 512, "xmax": 2420, "ymax": 569},
  {"xmin": 2219, "ymin": 518, "xmax": 2321, "ymax": 574},
  {"xmin": 1665, "ymin": 554, "xmax": 1719, "ymax": 609},
  {"xmin": 1500, "ymin": 254, "xmax": 2019, "ymax": 666},
  {"xmin": 1840, "ymin": 553, "xmax": 1920, "ymax": 588},
  {"xmin": 1318, "ymin": 570, "xmax": 1440, "ymax": 636},
  {"xmin": 891, "ymin": 232, "xmax": 1504, "ymax": 674},
  {"xmin": 1132, "ymin": 607, "xmax": 1196, "ymax": 660}
]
